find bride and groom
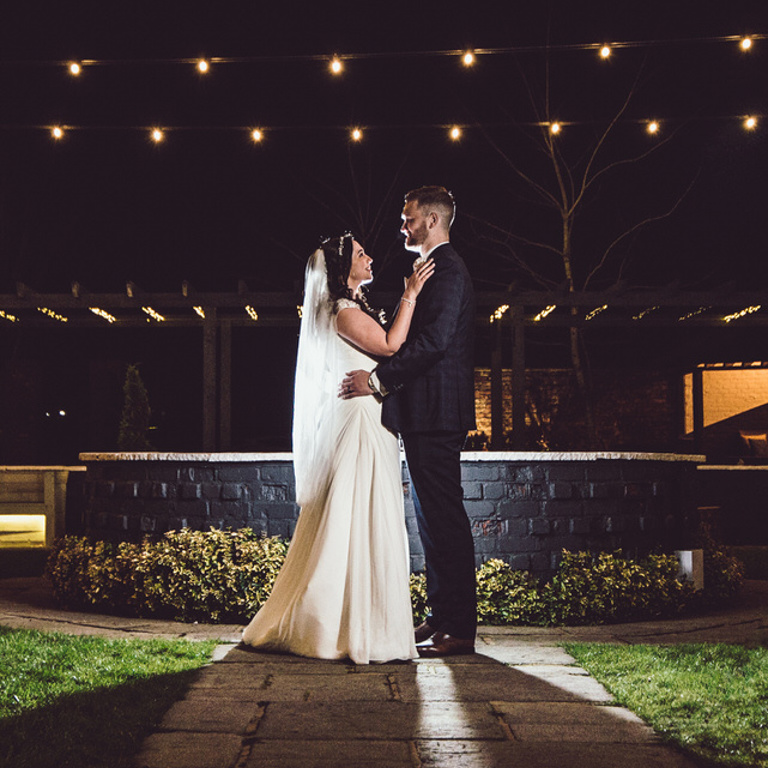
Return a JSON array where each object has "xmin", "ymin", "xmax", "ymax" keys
[{"xmin": 242, "ymin": 186, "xmax": 477, "ymax": 664}]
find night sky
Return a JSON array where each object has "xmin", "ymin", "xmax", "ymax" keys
[
  {"xmin": 1, "ymin": 0, "xmax": 766, "ymax": 294},
  {"xmin": 0, "ymin": 1, "xmax": 767, "ymax": 459}
]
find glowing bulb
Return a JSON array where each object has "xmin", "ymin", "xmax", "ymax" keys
[
  {"xmin": 330, "ymin": 56, "xmax": 343, "ymax": 74},
  {"xmin": 741, "ymin": 37, "xmax": 753, "ymax": 51},
  {"xmin": 462, "ymin": 51, "xmax": 475, "ymax": 66},
  {"xmin": 197, "ymin": 59, "xmax": 209, "ymax": 73},
  {"xmin": 550, "ymin": 122, "xmax": 561, "ymax": 135},
  {"xmin": 351, "ymin": 127, "xmax": 363, "ymax": 142},
  {"xmin": 449, "ymin": 125, "xmax": 462, "ymax": 141},
  {"xmin": 250, "ymin": 128, "xmax": 263, "ymax": 143},
  {"xmin": 68, "ymin": 61, "xmax": 81, "ymax": 75},
  {"xmin": 745, "ymin": 116, "xmax": 757, "ymax": 130},
  {"xmin": 151, "ymin": 128, "xmax": 164, "ymax": 143},
  {"xmin": 647, "ymin": 120, "xmax": 660, "ymax": 135},
  {"xmin": 51, "ymin": 126, "xmax": 64, "ymax": 140},
  {"xmin": 599, "ymin": 45, "xmax": 611, "ymax": 59}
]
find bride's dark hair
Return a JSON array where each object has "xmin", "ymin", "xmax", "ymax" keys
[{"xmin": 320, "ymin": 233, "xmax": 385, "ymax": 324}]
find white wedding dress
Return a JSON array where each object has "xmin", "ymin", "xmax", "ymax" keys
[{"xmin": 242, "ymin": 296, "xmax": 417, "ymax": 664}]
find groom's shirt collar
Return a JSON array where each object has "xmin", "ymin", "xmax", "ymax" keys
[{"xmin": 413, "ymin": 240, "xmax": 450, "ymax": 268}]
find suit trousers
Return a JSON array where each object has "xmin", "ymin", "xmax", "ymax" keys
[{"xmin": 403, "ymin": 430, "xmax": 477, "ymax": 640}]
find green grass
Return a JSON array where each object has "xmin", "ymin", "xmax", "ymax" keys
[
  {"xmin": 566, "ymin": 643, "xmax": 768, "ymax": 768},
  {"xmin": 0, "ymin": 626, "xmax": 217, "ymax": 768}
]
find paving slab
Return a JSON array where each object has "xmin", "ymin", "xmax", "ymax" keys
[
  {"xmin": 134, "ymin": 732, "xmax": 243, "ymax": 768},
  {"xmin": 159, "ymin": 698, "xmax": 262, "ymax": 733},
  {"xmin": 242, "ymin": 740, "xmax": 414, "ymax": 768}
]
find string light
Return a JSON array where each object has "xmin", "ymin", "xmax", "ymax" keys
[
  {"xmin": 142, "ymin": 306, "xmax": 165, "ymax": 322},
  {"xmin": 462, "ymin": 50, "xmax": 476, "ymax": 67},
  {"xmin": 193, "ymin": 306, "xmax": 205, "ymax": 318},
  {"xmin": 197, "ymin": 59, "xmax": 209, "ymax": 73},
  {"xmin": 37, "ymin": 307, "xmax": 68, "ymax": 322},
  {"xmin": 449, "ymin": 125, "xmax": 462, "ymax": 141},
  {"xmin": 350, "ymin": 127, "xmax": 363, "ymax": 142},
  {"xmin": 678, "ymin": 306, "xmax": 710, "ymax": 321},
  {"xmin": 330, "ymin": 56, "xmax": 343, "ymax": 74},
  {"xmin": 89, "ymin": 307, "xmax": 116, "ymax": 323},
  {"xmin": 297, "ymin": 304, "xmax": 303, "ymax": 318},
  {"xmin": 0, "ymin": 310, "xmax": 19, "ymax": 323},
  {"xmin": 744, "ymin": 116, "xmax": 757, "ymax": 130},
  {"xmin": 585, "ymin": 304, "xmax": 608, "ymax": 321},
  {"xmin": 533, "ymin": 305, "xmax": 556, "ymax": 322},
  {"xmin": 724, "ymin": 305, "xmax": 761, "ymax": 323},
  {"xmin": 599, "ymin": 45, "xmax": 612, "ymax": 59},
  {"xmin": 250, "ymin": 128, "xmax": 264, "ymax": 143},
  {"xmin": 68, "ymin": 61, "xmax": 81, "ymax": 76},
  {"xmin": 549, "ymin": 122, "xmax": 561, "ymax": 135},
  {"xmin": 51, "ymin": 126, "xmax": 64, "ymax": 140},
  {"xmin": 151, "ymin": 128, "xmax": 164, "ymax": 143},
  {"xmin": 489, "ymin": 304, "xmax": 509, "ymax": 323},
  {"xmin": 647, "ymin": 120, "xmax": 660, "ymax": 135},
  {"xmin": 632, "ymin": 305, "xmax": 660, "ymax": 320},
  {"xmin": 245, "ymin": 305, "xmax": 259, "ymax": 321},
  {"xmin": 741, "ymin": 37, "xmax": 753, "ymax": 51}
]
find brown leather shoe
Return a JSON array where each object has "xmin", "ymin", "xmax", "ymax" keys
[
  {"xmin": 416, "ymin": 632, "xmax": 475, "ymax": 658},
  {"xmin": 414, "ymin": 621, "xmax": 436, "ymax": 644}
]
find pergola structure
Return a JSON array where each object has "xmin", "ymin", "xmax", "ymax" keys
[{"xmin": 3, "ymin": 281, "xmax": 768, "ymax": 452}]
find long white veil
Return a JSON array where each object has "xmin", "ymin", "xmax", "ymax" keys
[{"xmin": 292, "ymin": 248, "xmax": 339, "ymax": 507}]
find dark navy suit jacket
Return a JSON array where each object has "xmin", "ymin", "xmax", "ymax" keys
[{"xmin": 377, "ymin": 243, "xmax": 476, "ymax": 434}]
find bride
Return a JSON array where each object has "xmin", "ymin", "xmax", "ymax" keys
[{"xmin": 242, "ymin": 233, "xmax": 434, "ymax": 664}]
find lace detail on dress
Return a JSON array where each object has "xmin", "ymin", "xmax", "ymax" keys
[{"xmin": 335, "ymin": 298, "xmax": 360, "ymax": 312}]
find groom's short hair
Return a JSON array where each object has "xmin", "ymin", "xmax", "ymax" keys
[{"xmin": 404, "ymin": 186, "xmax": 456, "ymax": 228}]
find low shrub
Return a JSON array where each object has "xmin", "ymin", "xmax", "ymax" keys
[{"xmin": 46, "ymin": 530, "xmax": 744, "ymax": 626}]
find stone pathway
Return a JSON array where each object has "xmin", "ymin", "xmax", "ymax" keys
[{"xmin": 134, "ymin": 640, "xmax": 697, "ymax": 768}]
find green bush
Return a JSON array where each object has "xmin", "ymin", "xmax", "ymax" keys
[
  {"xmin": 46, "ymin": 529, "xmax": 288, "ymax": 623},
  {"xmin": 475, "ymin": 558, "xmax": 545, "ymax": 625},
  {"xmin": 540, "ymin": 551, "xmax": 694, "ymax": 625},
  {"xmin": 46, "ymin": 530, "xmax": 744, "ymax": 626}
]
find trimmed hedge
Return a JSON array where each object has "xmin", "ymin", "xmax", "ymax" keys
[{"xmin": 45, "ymin": 528, "xmax": 744, "ymax": 626}]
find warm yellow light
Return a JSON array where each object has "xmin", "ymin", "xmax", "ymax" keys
[
  {"xmin": 462, "ymin": 51, "xmax": 475, "ymax": 67},
  {"xmin": 550, "ymin": 122, "xmax": 561, "ymax": 135},
  {"xmin": 599, "ymin": 45, "xmax": 611, "ymax": 59},
  {"xmin": 744, "ymin": 116, "xmax": 757, "ymax": 130},
  {"xmin": 330, "ymin": 56, "xmax": 343, "ymax": 74},
  {"xmin": 89, "ymin": 307, "xmax": 116, "ymax": 323},
  {"xmin": 245, "ymin": 305, "xmax": 259, "ymax": 321},
  {"xmin": 0, "ymin": 514, "xmax": 46, "ymax": 547},
  {"xmin": 250, "ymin": 128, "xmax": 264, "ymax": 143},
  {"xmin": 51, "ymin": 126, "xmax": 64, "ymax": 139},
  {"xmin": 151, "ymin": 128, "xmax": 164, "ymax": 143},
  {"xmin": 197, "ymin": 59, "xmax": 209, "ymax": 73},
  {"xmin": 0, "ymin": 309, "xmax": 19, "ymax": 323},
  {"xmin": 741, "ymin": 37, "xmax": 753, "ymax": 51},
  {"xmin": 37, "ymin": 307, "xmax": 68, "ymax": 323},
  {"xmin": 489, "ymin": 304, "xmax": 509, "ymax": 323},
  {"xmin": 647, "ymin": 120, "xmax": 660, "ymax": 135},
  {"xmin": 449, "ymin": 125, "xmax": 462, "ymax": 141},
  {"xmin": 533, "ymin": 305, "xmax": 556, "ymax": 322},
  {"xmin": 193, "ymin": 306, "xmax": 205, "ymax": 319},
  {"xmin": 142, "ymin": 306, "xmax": 166, "ymax": 322},
  {"xmin": 68, "ymin": 61, "xmax": 81, "ymax": 76},
  {"xmin": 351, "ymin": 127, "xmax": 363, "ymax": 142}
]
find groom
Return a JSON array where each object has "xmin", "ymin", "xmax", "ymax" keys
[{"xmin": 341, "ymin": 185, "xmax": 477, "ymax": 657}]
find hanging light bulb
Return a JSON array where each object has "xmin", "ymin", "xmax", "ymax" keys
[
  {"xmin": 51, "ymin": 126, "xmax": 64, "ymax": 140},
  {"xmin": 549, "ymin": 122, "xmax": 561, "ymax": 135},
  {"xmin": 744, "ymin": 116, "xmax": 757, "ymax": 130},
  {"xmin": 599, "ymin": 45, "xmax": 611, "ymax": 59},
  {"xmin": 647, "ymin": 120, "xmax": 660, "ymax": 135},
  {"xmin": 740, "ymin": 36, "xmax": 753, "ymax": 51},
  {"xmin": 350, "ymin": 127, "xmax": 363, "ymax": 142},
  {"xmin": 197, "ymin": 59, "xmax": 209, "ymax": 73},
  {"xmin": 151, "ymin": 128, "xmax": 164, "ymax": 143},
  {"xmin": 330, "ymin": 56, "xmax": 343, "ymax": 74},
  {"xmin": 462, "ymin": 50, "xmax": 475, "ymax": 67},
  {"xmin": 68, "ymin": 61, "xmax": 82, "ymax": 76},
  {"xmin": 449, "ymin": 125, "xmax": 462, "ymax": 141},
  {"xmin": 250, "ymin": 128, "xmax": 264, "ymax": 143}
]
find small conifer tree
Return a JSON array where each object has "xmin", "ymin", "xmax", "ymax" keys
[{"xmin": 117, "ymin": 364, "xmax": 152, "ymax": 450}]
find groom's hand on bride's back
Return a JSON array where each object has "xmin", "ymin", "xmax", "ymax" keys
[{"xmin": 339, "ymin": 370, "xmax": 373, "ymax": 399}]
